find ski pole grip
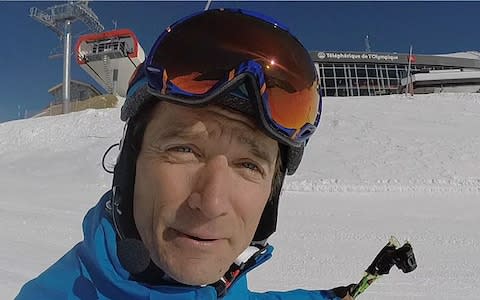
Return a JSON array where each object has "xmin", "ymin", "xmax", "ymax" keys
[
  {"xmin": 394, "ymin": 242, "xmax": 417, "ymax": 273},
  {"xmin": 365, "ymin": 244, "xmax": 397, "ymax": 275}
]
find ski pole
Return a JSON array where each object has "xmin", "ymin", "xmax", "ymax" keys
[{"xmin": 350, "ymin": 236, "xmax": 417, "ymax": 299}]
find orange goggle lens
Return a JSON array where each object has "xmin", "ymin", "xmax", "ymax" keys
[
  {"xmin": 169, "ymin": 72, "xmax": 220, "ymax": 95},
  {"xmin": 267, "ymin": 83, "xmax": 320, "ymax": 130},
  {"xmin": 164, "ymin": 67, "xmax": 320, "ymax": 132}
]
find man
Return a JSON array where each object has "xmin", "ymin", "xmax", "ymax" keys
[{"xmin": 16, "ymin": 9, "xmax": 354, "ymax": 299}]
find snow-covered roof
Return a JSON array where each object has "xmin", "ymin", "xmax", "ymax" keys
[
  {"xmin": 415, "ymin": 70, "xmax": 480, "ymax": 82},
  {"xmin": 434, "ymin": 51, "xmax": 480, "ymax": 60}
]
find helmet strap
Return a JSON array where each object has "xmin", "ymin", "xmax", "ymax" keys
[{"xmin": 211, "ymin": 244, "xmax": 268, "ymax": 297}]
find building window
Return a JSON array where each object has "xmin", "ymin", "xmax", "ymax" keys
[
  {"xmin": 367, "ymin": 68, "xmax": 377, "ymax": 78},
  {"xmin": 359, "ymin": 89, "xmax": 369, "ymax": 96},
  {"xmin": 357, "ymin": 67, "xmax": 367, "ymax": 78},
  {"xmin": 389, "ymin": 79, "xmax": 399, "ymax": 87},
  {"xmin": 337, "ymin": 88, "xmax": 347, "ymax": 97},
  {"xmin": 325, "ymin": 79, "xmax": 335, "ymax": 87},
  {"xmin": 320, "ymin": 64, "xmax": 327, "ymax": 92},
  {"xmin": 336, "ymin": 78, "xmax": 347, "ymax": 87},
  {"xmin": 335, "ymin": 66, "xmax": 345, "ymax": 78},
  {"xmin": 324, "ymin": 68, "xmax": 334, "ymax": 78},
  {"xmin": 325, "ymin": 88, "xmax": 336, "ymax": 96},
  {"xmin": 388, "ymin": 69, "xmax": 397, "ymax": 79}
]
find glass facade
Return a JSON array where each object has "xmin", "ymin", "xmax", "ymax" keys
[{"xmin": 317, "ymin": 62, "xmax": 456, "ymax": 97}]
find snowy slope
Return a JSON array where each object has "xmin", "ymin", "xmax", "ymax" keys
[{"xmin": 1, "ymin": 93, "xmax": 479, "ymax": 299}]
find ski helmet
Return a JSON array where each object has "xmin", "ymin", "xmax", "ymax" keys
[{"xmin": 111, "ymin": 8, "xmax": 321, "ymax": 247}]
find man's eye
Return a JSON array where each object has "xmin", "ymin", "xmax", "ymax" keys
[
  {"xmin": 242, "ymin": 162, "xmax": 260, "ymax": 172},
  {"xmin": 169, "ymin": 146, "xmax": 193, "ymax": 153}
]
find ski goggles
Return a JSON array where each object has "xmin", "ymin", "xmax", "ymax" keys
[{"xmin": 127, "ymin": 8, "xmax": 321, "ymax": 147}]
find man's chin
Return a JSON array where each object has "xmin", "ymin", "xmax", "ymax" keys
[
  {"xmin": 152, "ymin": 233, "xmax": 236, "ymax": 285},
  {"xmin": 166, "ymin": 264, "xmax": 227, "ymax": 286},
  {"xmin": 172, "ymin": 274, "xmax": 219, "ymax": 286},
  {"xmin": 152, "ymin": 253, "xmax": 230, "ymax": 286}
]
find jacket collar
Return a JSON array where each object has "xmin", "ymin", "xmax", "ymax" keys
[{"xmin": 80, "ymin": 190, "xmax": 274, "ymax": 299}]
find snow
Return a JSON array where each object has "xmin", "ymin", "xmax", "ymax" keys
[
  {"xmin": 435, "ymin": 51, "xmax": 480, "ymax": 60},
  {"xmin": 403, "ymin": 70, "xmax": 480, "ymax": 86},
  {"xmin": 1, "ymin": 93, "xmax": 479, "ymax": 299}
]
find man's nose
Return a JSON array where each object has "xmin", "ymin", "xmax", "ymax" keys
[{"xmin": 187, "ymin": 155, "xmax": 232, "ymax": 219}]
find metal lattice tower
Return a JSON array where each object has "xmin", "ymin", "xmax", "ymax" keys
[{"xmin": 30, "ymin": 1, "xmax": 104, "ymax": 114}]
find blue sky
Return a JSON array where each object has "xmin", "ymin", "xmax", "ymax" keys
[{"xmin": 1, "ymin": 1, "xmax": 479, "ymax": 122}]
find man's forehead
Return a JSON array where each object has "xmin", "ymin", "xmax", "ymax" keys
[{"xmin": 151, "ymin": 102, "xmax": 259, "ymax": 132}]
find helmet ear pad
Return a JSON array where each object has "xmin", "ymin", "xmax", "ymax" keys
[
  {"xmin": 112, "ymin": 99, "xmax": 158, "ymax": 241},
  {"xmin": 111, "ymin": 123, "xmax": 142, "ymax": 241},
  {"xmin": 252, "ymin": 145, "xmax": 287, "ymax": 243},
  {"xmin": 285, "ymin": 146, "xmax": 304, "ymax": 175}
]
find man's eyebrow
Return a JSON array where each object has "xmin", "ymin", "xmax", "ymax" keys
[
  {"xmin": 237, "ymin": 134, "xmax": 276, "ymax": 166},
  {"xmin": 153, "ymin": 121, "xmax": 276, "ymax": 165},
  {"xmin": 155, "ymin": 121, "xmax": 203, "ymax": 140}
]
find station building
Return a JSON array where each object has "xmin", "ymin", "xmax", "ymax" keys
[
  {"xmin": 311, "ymin": 51, "xmax": 480, "ymax": 96},
  {"xmin": 73, "ymin": 28, "xmax": 480, "ymax": 99},
  {"xmin": 48, "ymin": 80, "xmax": 102, "ymax": 104}
]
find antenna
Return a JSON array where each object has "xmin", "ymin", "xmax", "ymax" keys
[
  {"xmin": 364, "ymin": 35, "xmax": 371, "ymax": 52},
  {"xmin": 30, "ymin": 1, "xmax": 104, "ymax": 114}
]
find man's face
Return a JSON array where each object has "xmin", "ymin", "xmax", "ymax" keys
[{"xmin": 133, "ymin": 102, "xmax": 278, "ymax": 285}]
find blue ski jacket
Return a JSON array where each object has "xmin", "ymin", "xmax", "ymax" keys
[{"xmin": 16, "ymin": 191, "xmax": 342, "ymax": 300}]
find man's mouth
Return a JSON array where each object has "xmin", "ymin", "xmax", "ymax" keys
[
  {"xmin": 173, "ymin": 229, "xmax": 220, "ymax": 242},
  {"xmin": 185, "ymin": 234, "xmax": 217, "ymax": 242}
]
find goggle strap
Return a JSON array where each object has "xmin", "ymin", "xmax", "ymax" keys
[
  {"xmin": 228, "ymin": 69, "xmax": 235, "ymax": 80},
  {"xmin": 260, "ymin": 82, "xmax": 266, "ymax": 95},
  {"xmin": 161, "ymin": 69, "xmax": 168, "ymax": 94}
]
